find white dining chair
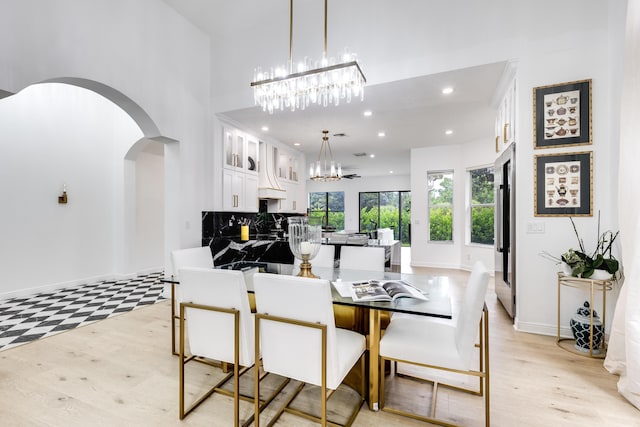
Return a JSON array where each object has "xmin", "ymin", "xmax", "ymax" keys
[
  {"xmin": 339, "ymin": 246, "xmax": 385, "ymax": 272},
  {"xmin": 178, "ymin": 267, "xmax": 286, "ymax": 426},
  {"xmin": 169, "ymin": 247, "xmax": 214, "ymax": 355},
  {"xmin": 377, "ymin": 228, "xmax": 394, "ymax": 241},
  {"xmin": 378, "ymin": 261, "xmax": 491, "ymax": 426},
  {"xmin": 252, "ymin": 273, "xmax": 366, "ymax": 427},
  {"xmin": 293, "ymin": 244, "xmax": 336, "ymax": 273}
]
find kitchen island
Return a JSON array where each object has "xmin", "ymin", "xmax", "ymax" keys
[{"xmin": 207, "ymin": 235, "xmax": 400, "ymax": 271}]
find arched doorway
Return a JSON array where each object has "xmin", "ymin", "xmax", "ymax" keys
[{"xmin": 0, "ymin": 79, "xmax": 177, "ymax": 297}]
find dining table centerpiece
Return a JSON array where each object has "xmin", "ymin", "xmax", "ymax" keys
[{"xmin": 288, "ymin": 216, "xmax": 322, "ymax": 278}]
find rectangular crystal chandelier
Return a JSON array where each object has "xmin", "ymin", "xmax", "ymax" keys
[{"xmin": 250, "ymin": 0, "xmax": 366, "ymax": 114}]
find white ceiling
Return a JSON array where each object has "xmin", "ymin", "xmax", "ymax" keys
[{"xmin": 163, "ymin": 0, "xmax": 507, "ymax": 177}]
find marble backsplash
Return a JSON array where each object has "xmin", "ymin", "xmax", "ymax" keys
[
  {"xmin": 202, "ymin": 211, "xmax": 303, "ymax": 266},
  {"xmin": 210, "ymin": 238, "xmax": 294, "ymax": 266},
  {"xmin": 202, "ymin": 211, "xmax": 303, "ymax": 241}
]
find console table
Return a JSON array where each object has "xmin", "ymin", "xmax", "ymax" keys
[{"xmin": 556, "ymin": 273, "xmax": 614, "ymax": 358}]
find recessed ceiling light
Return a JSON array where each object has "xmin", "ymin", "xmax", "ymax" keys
[
  {"xmin": 363, "ymin": 110, "xmax": 372, "ymax": 117},
  {"xmin": 261, "ymin": 126, "xmax": 269, "ymax": 131},
  {"xmin": 442, "ymin": 87, "xmax": 454, "ymax": 95},
  {"xmin": 445, "ymin": 130, "xmax": 453, "ymax": 135},
  {"xmin": 389, "ymin": 171, "xmax": 394, "ymax": 174},
  {"xmin": 378, "ymin": 132, "xmax": 385, "ymax": 137},
  {"xmin": 370, "ymin": 154, "xmax": 375, "ymax": 158},
  {"xmin": 294, "ymin": 143, "xmax": 301, "ymax": 146}
]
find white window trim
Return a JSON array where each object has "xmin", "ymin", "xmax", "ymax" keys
[
  {"xmin": 427, "ymin": 169, "xmax": 454, "ymax": 243},
  {"xmin": 467, "ymin": 165, "xmax": 495, "ymax": 247}
]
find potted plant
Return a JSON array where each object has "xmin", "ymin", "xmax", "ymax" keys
[{"xmin": 560, "ymin": 216, "xmax": 620, "ymax": 280}]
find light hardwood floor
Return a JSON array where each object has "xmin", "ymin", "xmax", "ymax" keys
[{"xmin": 1, "ymin": 267, "xmax": 639, "ymax": 426}]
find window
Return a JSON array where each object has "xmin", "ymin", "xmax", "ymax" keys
[
  {"xmin": 358, "ymin": 191, "xmax": 411, "ymax": 245},
  {"xmin": 309, "ymin": 192, "xmax": 345, "ymax": 231},
  {"xmin": 469, "ymin": 166, "xmax": 494, "ymax": 245},
  {"xmin": 428, "ymin": 171, "xmax": 453, "ymax": 242}
]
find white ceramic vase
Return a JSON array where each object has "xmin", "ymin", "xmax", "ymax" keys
[
  {"xmin": 590, "ymin": 269, "xmax": 613, "ymax": 281},
  {"xmin": 559, "ymin": 262, "xmax": 573, "ymax": 276}
]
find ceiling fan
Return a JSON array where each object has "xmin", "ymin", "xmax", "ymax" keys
[{"xmin": 342, "ymin": 173, "xmax": 361, "ymax": 179}]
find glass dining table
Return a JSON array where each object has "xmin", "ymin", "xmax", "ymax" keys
[{"xmin": 167, "ymin": 262, "xmax": 453, "ymax": 411}]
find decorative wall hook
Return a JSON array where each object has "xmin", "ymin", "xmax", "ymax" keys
[{"xmin": 58, "ymin": 184, "xmax": 68, "ymax": 204}]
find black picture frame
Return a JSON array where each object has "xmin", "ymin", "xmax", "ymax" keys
[
  {"xmin": 533, "ymin": 79, "xmax": 592, "ymax": 149},
  {"xmin": 534, "ymin": 151, "xmax": 593, "ymax": 217}
]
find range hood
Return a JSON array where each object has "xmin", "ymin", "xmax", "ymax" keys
[{"xmin": 258, "ymin": 141, "xmax": 287, "ymax": 200}]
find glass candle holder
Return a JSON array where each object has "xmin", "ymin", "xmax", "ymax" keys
[{"xmin": 288, "ymin": 216, "xmax": 322, "ymax": 278}]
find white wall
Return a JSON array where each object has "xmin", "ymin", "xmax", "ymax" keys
[
  {"xmin": 513, "ymin": 36, "xmax": 622, "ymax": 335},
  {"xmin": 0, "ymin": 0, "xmax": 629, "ymax": 337},
  {"xmin": 0, "ymin": 0, "xmax": 210, "ymax": 295},
  {"xmin": 0, "ymin": 0, "xmax": 210, "ymax": 275},
  {"xmin": 307, "ymin": 174, "xmax": 411, "ymax": 232},
  {"xmin": 134, "ymin": 149, "xmax": 164, "ymax": 273},
  {"xmin": 0, "ymin": 84, "xmax": 143, "ymax": 298},
  {"xmin": 208, "ymin": 0, "xmax": 615, "ymax": 113},
  {"xmin": 411, "ymin": 139, "xmax": 496, "ymax": 271}
]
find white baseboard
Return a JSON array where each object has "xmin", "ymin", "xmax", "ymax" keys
[
  {"xmin": 409, "ymin": 261, "xmax": 495, "ymax": 276},
  {"xmin": 410, "ymin": 261, "xmax": 463, "ymax": 270},
  {"xmin": 0, "ymin": 274, "xmax": 113, "ymax": 301},
  {"xmin": 0, "ymin": 267, "xmax": 164, "ymax": 301},
  {"xmin": 515, "ymin": 320, "xmax": 573, "ymax": 338}
]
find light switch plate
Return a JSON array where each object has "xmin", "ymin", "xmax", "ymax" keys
[{"xmin": 526, "ymin": 221, "xmax": 545, "ymax": 234}]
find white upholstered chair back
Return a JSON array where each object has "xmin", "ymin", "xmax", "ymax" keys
[
  {"xmin": 179, "ymin": 267, "xmax": 254, "ymax": 366},
  {"xmin": 339, "ymin": 246, "xmax": 385, "ymax": 272},
  {"xmin": 377, "ymin": 228, "xmax": 394, "ymax": 241},
  {"xmin": 293, "ymin": 244, "xmax": 336, "ymax": 273},
  {"xmin": 454, "ymin": 261, "xmax": 490, "ymax": 367},
  {"xmin": 253, "ymin": 273, "xmax": 345, "ymax": 389},
  {"xmin": 171, "ymin": 246, "xmax": 213, "ymax": 280}
]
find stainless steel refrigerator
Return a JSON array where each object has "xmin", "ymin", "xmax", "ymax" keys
[{"xmin": 495, "ymin": 143, "xmax": 516, "ymax": 319}]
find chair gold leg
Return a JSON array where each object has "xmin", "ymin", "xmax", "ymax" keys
[
  {"xmin": 180, "ymin": 302, "xmax": 290, "ymax": 426},
  {"xmin": 179, "ymin": 303, "xmax": 185, "ymax": 418},
  {"xmin": 430, "ymin": 381, "xmax": 438, "ymax": 419},
  {"xmin": 379, "ymin": 356, "xmax": 385, "ymax": 409},
  {"xmin": 254, "ymin": 315, "xmax": 261, "ymax": 427},
  {"xmin": 171, "ymin": 282, "xmax": 178, "ymax": 356},
  {"xmin": 255, "ymin": 313, "xmax": 362, "ymax": 427},
  {"xmin": 379, "ymin": 306, "xmax": 491, "ymax": 427},
  {"xmin": 484, "ymin": 306, "xmax": 490, "ymax": 427}
]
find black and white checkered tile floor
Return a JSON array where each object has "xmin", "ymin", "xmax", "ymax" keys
[{"xmin": 0, "ymin": 271, "xmax": 166, "ymax": 351}]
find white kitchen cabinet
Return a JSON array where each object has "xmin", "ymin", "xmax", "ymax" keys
[
  {"xmin": 221, "ymin": 125, "xmax": 259, "ymax": 212},
  {"xmin": 222, "ymin": 169, "xmax": 258, "ymax": 212},
  {"xmin": 272, "ymin": 180, "xmax": 306, "ymax": 213},
  {"xmin": 244, "ymin": 174, "xmax": 259, "ymax": 211},
  {"xmin": 223, "ymin": 126, "xmax": 259, "ymax": 175},
  {"xmin": 277, "ymin": 147, "xmax": 301, "ymax": 183}
]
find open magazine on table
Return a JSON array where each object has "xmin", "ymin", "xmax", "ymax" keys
[{"xmin": 346, "ymin": 280, "xmax": 429, "ymax": 302}]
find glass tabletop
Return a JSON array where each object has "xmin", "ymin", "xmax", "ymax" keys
[
  {"xmin": 165, "ymin": 262, "xmax": 452, "ymax": 319},
  {"xmin": 243, "ymin": 264, "xmax": 452, "ymax": 319},
  {"xmin": 326, "ymin": 268, "xmax": 451, "ymax": 319}
]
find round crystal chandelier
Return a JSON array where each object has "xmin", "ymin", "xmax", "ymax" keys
[
  {"xmin": 310, "ymin": 130, "xmax": 342, "ymax": 182},
  {"xmin": 250, "ymin": 0, "xmax": 366, "ymax": 114}
]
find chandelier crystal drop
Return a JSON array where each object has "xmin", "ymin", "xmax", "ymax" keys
[
  {"xmin": 310, "ymin": 130, "xmax": 342, "ymax": 182},
  {"xmin": 250, "ymin": 0, "xmax": 366, "ymax": 114}
]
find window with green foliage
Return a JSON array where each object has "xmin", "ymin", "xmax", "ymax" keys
[
  {"xmin": 309, "ymin": 192, "xmax": 345, "ymax": 230},
  {"xmin": 428, "ymin": 171, "xmax": 453, "ymax": 242},
  {"xmin": 469, "ymin": 167, "xmax": 495, "ymax": 245},
  {"xmin": 358, "ymin": 191, "xmax": 411, "ymax": 245}
]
